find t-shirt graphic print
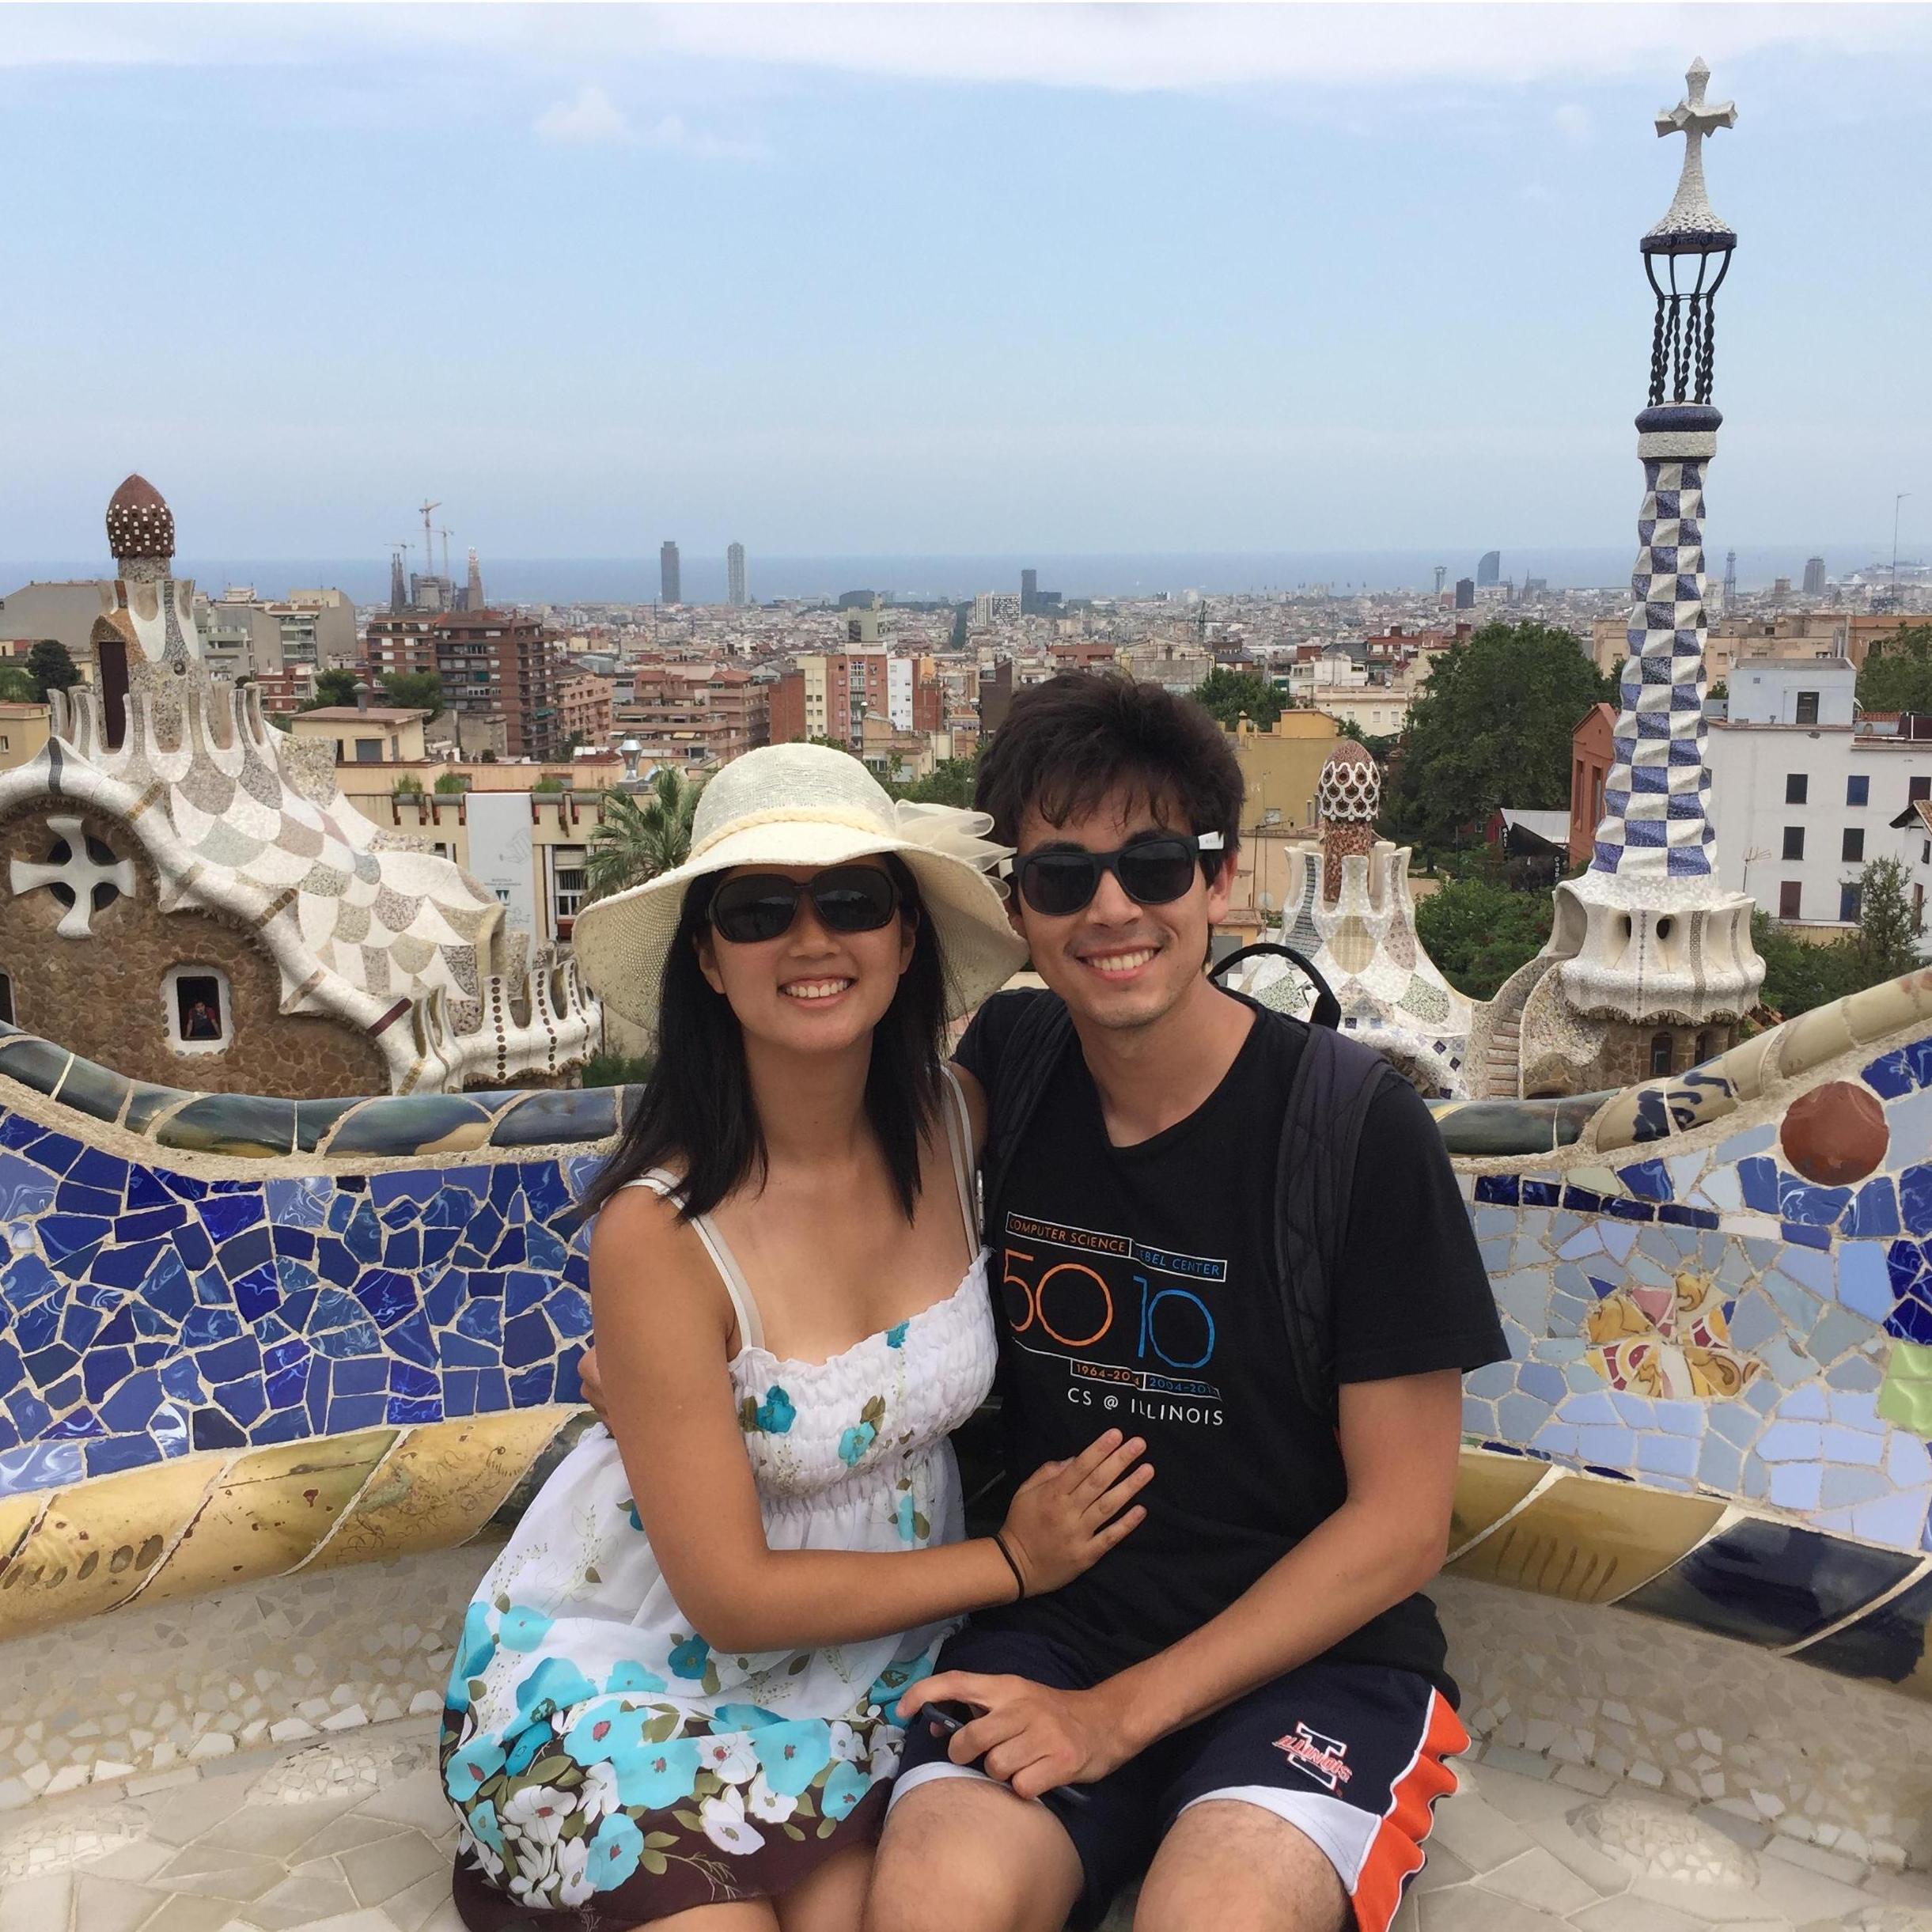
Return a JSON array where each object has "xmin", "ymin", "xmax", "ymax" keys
[{"xmin": 1000, "ymin": 1207, "xmax": 1230, "ymax": 1433}]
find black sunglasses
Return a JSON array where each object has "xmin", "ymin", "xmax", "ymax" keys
[
  {"xmin": 1008, "ymin": 832, "xmax": 1225, "ymax": 919},
  {"xmin": 708, "ymin": 866, "xmax": 901, "ymax": 945}
]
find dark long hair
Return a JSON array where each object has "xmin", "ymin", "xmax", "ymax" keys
[{"xmin": 578, "ymin": 853, "xmax": 946, "ymax": 1225}]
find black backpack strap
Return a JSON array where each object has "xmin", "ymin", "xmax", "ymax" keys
[
  {"xmin": 1210, "ymin": 943, "xmax": 1344, "ymax": 1030},
  {"xmin": 979, "ymin": 994, "xmax": 1076, "ymax": 1248},
  {"xmin": 1271, "ymin": 1021, "xmax": 1397, "ymax": 1424}
]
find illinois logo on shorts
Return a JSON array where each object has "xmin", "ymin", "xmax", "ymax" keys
[{"xmin": 1273, "ymin": 1722, "xmax": 1353, "ymax": 1792}]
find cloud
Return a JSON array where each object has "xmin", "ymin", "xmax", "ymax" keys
[
  {"xmin": 533, "ymin": 83, "xmax": 634, "ymax": 146},
  {"xmin": 1553, "ymin": 103, "xmax": 1593, "ymax": 147},
  {"xmin": 13, "ymin": 2, "xmax": 1932, "ymax": 94},
  {"xmin": 641, "ymin": 114, "xmax": 767, "ymax": 161}
]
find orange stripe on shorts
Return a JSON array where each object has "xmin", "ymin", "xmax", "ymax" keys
[{"xmin": 1348, "ymin": 1691, "xmax": 1467, "ymax": 1932}]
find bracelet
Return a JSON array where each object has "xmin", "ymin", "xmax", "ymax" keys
[{"xmin": 991, "ymin": 1530, "xmax": 1027, "ymax": 1603}]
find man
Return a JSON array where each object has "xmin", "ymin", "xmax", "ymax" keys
[{"xmin": 866, "ymin": 675, "xmax": 1506, "ymax": 1932}]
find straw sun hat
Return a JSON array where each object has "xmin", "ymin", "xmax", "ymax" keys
[{"xmin": 572, "ymin": 743, "xmax": 1029, "ymax": 1032}]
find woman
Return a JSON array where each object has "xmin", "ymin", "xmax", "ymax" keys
[{"xmin": 443, "ymin": 744, "xmax": 1152, "ymax": 1932}]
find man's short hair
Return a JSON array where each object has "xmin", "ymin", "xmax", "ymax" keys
[{"xmin": 974, "ymin": 672, "xmax": 1244, "ymax": 858}]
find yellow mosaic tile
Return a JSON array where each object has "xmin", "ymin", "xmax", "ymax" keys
[
  {"xmin": 301, "ymin": 1408, "xmax": 572, "ymax": 1574},
  {"xmin": 1448, "ymin": 1448, "xmax": 1551, "ymax": 1558},
  {"xmin": 1778, "ymin": 1001, "xmax": 1858, "ymax": 1082},
  {"xmin": 136, "ymin": 1428, "xmax": 400, "ymax": 1607},
  {"xmin": 0, "ymin": 1457, "xmax": 219, "ymax": 1639},
  {"xmin": 0, "ymin": 1491, "xmax": 44, "ymax": 1566},
  {"xmin": 1445, "ymin": 1472, "xmax": 1726, "ymax": 1605}
]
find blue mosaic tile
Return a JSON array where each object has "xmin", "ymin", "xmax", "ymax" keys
[
  {"xmin": 1862, "ymin": 1041, "xmax": 1932, "ymax": 1098},
  {"xmin": 1901, "ymin": 1165, "xmax": 1932, "ymax": 1238},
  {"xmin": 1841, "ymin": 1178, "xmax": 1900, "ymax": 1238}
]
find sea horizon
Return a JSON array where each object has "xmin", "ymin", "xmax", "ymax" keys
[{"xmin": 2, "ymin": 544, "xmax": 1908, "ymax": 610}]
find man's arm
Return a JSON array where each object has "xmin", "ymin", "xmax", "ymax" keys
[{"xmin": 901, "ymin": 1368, "xmax": 1464, "ymax": 1798}]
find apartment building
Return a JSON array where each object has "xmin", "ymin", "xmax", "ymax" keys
[
  {"xmin": 768, "ymin": 651, "xmax": 889, "ymax": 748},
  {"xmin": 364, "ymin": 609, "xmax": 562, "ymax": 760},
  {"xmin": 615, "ymin": 663, "xmax": 770, "ymax": 769},
  {"xmin": 557, "ymin": 672, "xmax": 615, "ymax": 749}
]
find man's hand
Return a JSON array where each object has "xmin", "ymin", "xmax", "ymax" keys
[
  {"xmin": 577, "ymin": 1344, "xmax": 609, "ymax": 1425},
  {"xmin": 898, "ymin": 1672, "xmax": 1136, "ymax": 1800}
]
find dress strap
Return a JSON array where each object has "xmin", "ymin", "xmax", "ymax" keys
[
  {"xmin": 938, "ymin": 1067, "xmax": 979, "ymax": 1252},
  {"xmin": 622, "ymin": 1169, "xmax": 767, "ymax": 1357}
]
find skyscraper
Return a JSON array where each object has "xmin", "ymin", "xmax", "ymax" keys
[
  {"xmin": 727, "ymin": 543, "xmax": 747, "ymax": 608},
  {"xmin": 1802, "ymin": 555, "xmax": 1826, "ymax": 595},
  {"xmin": 1021, "ymin": 568, "xmax": 1037, "ymax": 614},
  {"xmin": 1454, "ymin": 577, "xmax": 1476, "ymax": 610},
  {"xmin": 1476, "ymin": 551, "xmax": 1502, "ymax": 588},
  {"xmin": 660, "ymin": 541, "xmax": 681, "ymax": 605}
]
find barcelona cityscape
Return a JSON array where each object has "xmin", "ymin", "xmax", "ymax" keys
[{"xmin": 2, "ymin": 7, "xmax": 1932, "ymax": 1932}]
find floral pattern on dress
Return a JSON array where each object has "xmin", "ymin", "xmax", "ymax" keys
[{"xmin": 442, "ymin": 1632, "xmax": 914, "ymax": 1911}]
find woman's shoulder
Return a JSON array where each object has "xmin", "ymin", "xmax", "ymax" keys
[{"xmin": 588, "ymin": 1178, "xmax": 709, "ymax": 1301}]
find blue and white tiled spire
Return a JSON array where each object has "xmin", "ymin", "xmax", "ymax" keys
[
  {"xmin": 1550, "ymin": 59, "xmax": 1763, "ymax": 1029},
  {"xmin": 1591, "ymin": 446, "xmax": 1720, "ymax": 879}
]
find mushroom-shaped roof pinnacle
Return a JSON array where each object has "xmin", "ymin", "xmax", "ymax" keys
[
  {"xmin": 1317, "ymin": 737, "xmax": 1381, "ymax": 824},
  {"xmin": 105, "ymin": 474, "xmax": 175, "ymax": 564}
]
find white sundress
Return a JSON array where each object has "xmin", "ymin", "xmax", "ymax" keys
[{"xmin": 441, "ymin": 1072, "xmax": 998, "ymax": 1927}]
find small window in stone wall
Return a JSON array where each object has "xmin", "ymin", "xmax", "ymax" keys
[
  {"xmin": 164, "ymin": 966, "xmax": 231, "ymax": 1054},
  {"xmin": 0, "ymin": 970, "xmax": 12, "ymax": 1026},
  {"xmin": 1650, "ymin": 1031, "xmax": 1674, "ymax": 1077}
]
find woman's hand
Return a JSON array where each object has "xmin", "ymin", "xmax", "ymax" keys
[
  {"xmin": 577, "ymin": 1344, "xmax": 608, "ymax": 1424},
  {"xmin": 996, "ymin": 1429, "xmax": 1152, "ymax": 1597}
]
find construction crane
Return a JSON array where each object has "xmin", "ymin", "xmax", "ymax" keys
[
  {"xmin": 439, "ymin": 527, "xmax": 453, "ymax": 584},
  {"xmin": 419, "ymin": 500, "xmax": 441, "ymax": 581}
]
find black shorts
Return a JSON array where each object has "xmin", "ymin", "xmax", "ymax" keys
[{"xmin": 889, "ymin": 1627, "xmax": 1464, "ymax": 1932}]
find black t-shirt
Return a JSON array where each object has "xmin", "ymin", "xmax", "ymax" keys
[{"xmin": 955, "ymin": 989, "xmax": 1508, "ymax": 1699}]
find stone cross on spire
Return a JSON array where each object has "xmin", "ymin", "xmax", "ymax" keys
[{"xmin": 1647, "ymin": 58, "xmax": 1738, "ymax": 247}]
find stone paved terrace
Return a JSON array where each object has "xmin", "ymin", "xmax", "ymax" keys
[{"xmin": 4, "ymin": 1719, "xmax": 1931, "ymax": 1932}]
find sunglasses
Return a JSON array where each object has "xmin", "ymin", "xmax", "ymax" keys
[
  {"xmin": 707, "ymin": 866, "xmax": 902, "ymax": 945},
  {"xmin": 1008, "ymin": 832, "xmax": 1225, "ymax": 918}
]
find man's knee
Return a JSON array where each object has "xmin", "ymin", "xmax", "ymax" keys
[
  {"xmin": 865, "ymin": 1778, "xmax": 1082, "ymax": 1932},
  {"xmin": 1133, "ymin": 1801, "xmax": 1347, "ymax": 1932}
]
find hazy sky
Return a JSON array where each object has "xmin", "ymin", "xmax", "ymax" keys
[{"xmin": 6, "ymin": 4, "xmax": 1930, "ymax": 565}]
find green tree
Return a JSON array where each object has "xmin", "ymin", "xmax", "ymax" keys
[
  {"xmin": 25, "ymin": 639, "xmax": 79, "ymax": 700},
  {"xmin": 1383, "ymin": 621, "xmax": 1611, "ymax": 850},
  {"xmin": 585, "ymin": 768, "xmax": 705, "ymax": 903},
  {"xmin": 1856, "ymin": 624, "xmax": 1932, "ymax": 714},
  {"xmin": 0, "ymin": 662, "xmax": 37, "ymax": 704},
  {"xmin": 896, "ymin": 756, "xmax": 979, "ymax": 809},
  {"xmin": 1193, "ymin": 667, "xmax": 1285, "ymax": 732},
  {"xmin": 579, "ymin": 1051, "xmax": 655, "ymax": 1088},
  {"xmin": 1750, "ymin": 911, "xmax": 1866, "ymax": 1020},
  {"xmin": 301, "ymin": 668, "xmax": 362, "ymax": 710},
  {"xmin": 1850, "ymin": 855, "xmax": 1924, "ymax": 983},
  {"xmin": 1413, "ymin": 877, "xmax": 1555, "ymax": 1001},
  {"xmin": 380, "ymin": 669, "xmax": 445, "ymax": 714}
]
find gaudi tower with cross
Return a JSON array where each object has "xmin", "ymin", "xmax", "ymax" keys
[{"xmin": 1510, "ymin": 60, "xmax": 1765, "ymax": 1096}]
